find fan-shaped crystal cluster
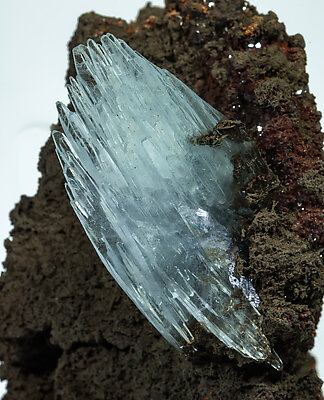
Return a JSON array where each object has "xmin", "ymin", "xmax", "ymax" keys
[{"xmin": 52, "ymin": 33, "xmax": 282, "ymax": 370}]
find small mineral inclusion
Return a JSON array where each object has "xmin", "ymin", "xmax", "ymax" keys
[{"xmin": 52, "ymin": 33, "xmax": 282, "ymax": 370}]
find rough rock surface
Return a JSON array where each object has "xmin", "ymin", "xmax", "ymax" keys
[{"xmin": 0, "ymin": 1, "xmax": 323, "ymax": 399}]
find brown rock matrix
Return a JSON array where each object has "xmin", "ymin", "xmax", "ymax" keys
[{"xmin": 0, "ymin": 1, "xmax": 323, "ymax": 399}]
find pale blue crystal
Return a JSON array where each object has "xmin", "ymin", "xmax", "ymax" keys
[{"xmin": 52, "ymin": 33, "xmax": 282, "ymax": 370}]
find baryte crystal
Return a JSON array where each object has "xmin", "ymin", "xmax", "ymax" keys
[{"xmin": 52, "ymin": 33, "xmax": 282, "ymax": 370}]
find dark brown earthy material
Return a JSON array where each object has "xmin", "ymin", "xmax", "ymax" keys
[{"xmin": 1, "ymin": 1, "xmax": 323, "ymax": 399}]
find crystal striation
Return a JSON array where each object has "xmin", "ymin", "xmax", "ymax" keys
[{"xmin": 52, "ymin": 33, "xmax": 282, "ymax": 370}]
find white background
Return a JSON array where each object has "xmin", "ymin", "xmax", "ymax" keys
[{"xmin": 0, "ymin": 1, "xmax": 322, "ymax": 397}]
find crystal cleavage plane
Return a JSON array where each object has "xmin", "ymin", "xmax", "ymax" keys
[{"xmin": 52, "ymin": 33, "xmax": 282, "ymax": 370}]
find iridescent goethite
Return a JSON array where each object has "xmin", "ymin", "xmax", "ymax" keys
[{"xmin": 52, "ymin": 33, "xmax": 282, "ymax": 370}]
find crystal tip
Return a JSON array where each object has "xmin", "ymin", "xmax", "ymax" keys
[{"xmin": 269, "ymin": 350, "xmax": 283, "ymax": 371}]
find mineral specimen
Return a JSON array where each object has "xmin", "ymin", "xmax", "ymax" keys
[{"xmin": 52, "ymin": 33, "xmax": 282, "ymax": 370}]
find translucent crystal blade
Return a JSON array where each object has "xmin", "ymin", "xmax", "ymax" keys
[{"xmin": 52, "ymin": 33, "xmax": 282, "ymax": 370}]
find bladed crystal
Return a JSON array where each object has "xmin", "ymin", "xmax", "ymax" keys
[{"xmin": 52, "ymin": 33, "xmax": 282, "ymax": 370}]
